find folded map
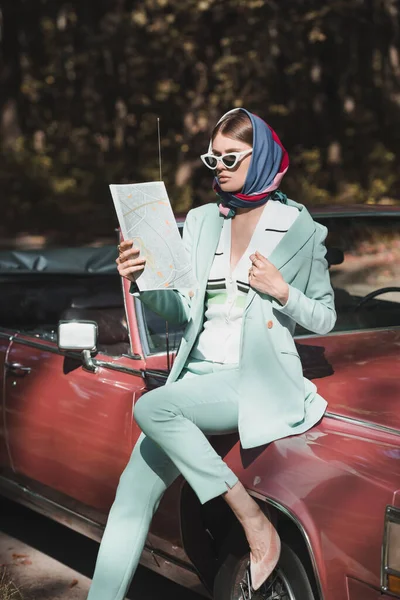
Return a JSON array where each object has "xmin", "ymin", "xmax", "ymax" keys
[{"xmin": 109, "ymin": 181, "xmax": 198, "ymax": 292}]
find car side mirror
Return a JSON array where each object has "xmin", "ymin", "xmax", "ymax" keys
[{"xmin": 57, "ymin": 320, "xmax": 98, "ymax": 372}]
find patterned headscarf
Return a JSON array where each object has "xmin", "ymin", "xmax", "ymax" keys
[{"xmin": 210, "ymin": 108, "xmax": 289, "ymax": 218}]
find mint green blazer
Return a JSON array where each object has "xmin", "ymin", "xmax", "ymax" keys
[{"xmin": 134, "ymin": 200, "xmax": 336, "ymax": 449}]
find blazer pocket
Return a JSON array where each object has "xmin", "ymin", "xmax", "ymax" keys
[
  {"xmin": 280, "ymin": 350, "xmax": 301, "ymax": 358},
  {"xmin": 279, "ymin": 350, "xmax": 304, "ymax": 381}
]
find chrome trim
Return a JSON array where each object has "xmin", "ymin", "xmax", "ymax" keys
[
  {"xmin": 0, "ymin": 331, "xmax": 12, "ymax": 340},
  {"xmin": 0, "ymin": 475, "xmax": 104, "ymax": 540},
  {"xmin": 249, "ymin": 490, "xmax": 324, "ymax": 600},
  {"xmin": 93, "ymin": 359, "xmax": 144, "ymax": 378},
  {"xmin": 2, "ymin": 343, "xmax": 15, "ymax": 472},
  {"xmin": 145, "ymin": 369, "xmax": 169, "ymax": 380},
  {"xmin": 295, "ymin": 325, "xmax": 400, "ymax": 340},
  {"xmin": 9, "ymin": 337, "xmax": 145, "ymax": 378},
  {"xmin": 312, "ymin": 210, "xmax": 400, "ymax": 218},
  {"xmin": 82, "ymin": 349, "xmax": 98, "ymax": 373},
  {"xmin": 144, "ymin": 350, "xmax": 175, "ymax": 359},
  {"xmin": 381, "ymin": 505, "xmax": 400, "ymax": 598},
  {"xmin": 11, "ymin": 336, "xmax": 70, "ymax": 355},
  {"xmin": 118, "ymin": 250, "xmax": 134, "ymax": 355},
  {"xmin": 0, "ymin": 476, "xmax": 209, "ymax": 597},
  {"xmin": 143, "ymin": 369, "xmax": 170, "ymax": 390},
  {"xmin": 324, "ymin": 412, "xmax": 400, "ymax": 438},
  {"xmin": 121, "ymin": 352, "xmax": 142, "ymax": 360}
]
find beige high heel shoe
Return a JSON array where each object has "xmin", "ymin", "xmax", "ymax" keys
[{"xmin": 249, "ymin": 521, "xmax": 281, "ymax": 591}]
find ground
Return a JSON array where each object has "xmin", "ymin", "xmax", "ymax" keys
[{"xmin": 0, "ymin": 498, "xmax": 203, "ymax": 600}]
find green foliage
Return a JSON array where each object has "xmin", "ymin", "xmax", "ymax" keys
[{"xmin": 0, "ymin": 0, "xmax": 399, "ymax": 240}]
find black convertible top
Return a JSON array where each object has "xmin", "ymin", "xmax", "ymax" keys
[
  {"xmin": 0, "ymin": 246, "xmax": 119, "ymax": 275},
  {"xmin": 1, "ymin": 206, "xmax": 394, "ymax": 275}
]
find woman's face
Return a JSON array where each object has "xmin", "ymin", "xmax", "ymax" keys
[{"xmin": 211, "ymin": 132, "xmax": 252, "ymax": 193}]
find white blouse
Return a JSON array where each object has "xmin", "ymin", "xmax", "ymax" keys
[{"xmin": 190, "ymin": 200, "xmax": 299, "ymax": 364}]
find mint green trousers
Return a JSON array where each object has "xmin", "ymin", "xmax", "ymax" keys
[{"xmin": 86, "ymin": 357, "xmax": 240, "ymax": 600}]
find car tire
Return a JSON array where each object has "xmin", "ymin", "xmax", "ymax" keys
[{"xmin": 213, "ymin": 532, "xmax": 316, "ymax": 600}]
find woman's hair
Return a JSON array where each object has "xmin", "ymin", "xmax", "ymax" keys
[{"xmin": 211, "ymin": 111, "xmax": 253, "ymax": 146}]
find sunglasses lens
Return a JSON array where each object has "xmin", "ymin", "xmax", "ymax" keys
[
  {"xmin": 222, "ymin": 154, "xmax": 237, "ymax": 168},
  {"xmin": 204, "ymin": 155, "xmax": 218, "ymax": 169}
]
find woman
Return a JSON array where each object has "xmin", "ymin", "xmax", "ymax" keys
[{"xmin": 86, "ymin": 108, "xmax": 336, "ymax": 599}]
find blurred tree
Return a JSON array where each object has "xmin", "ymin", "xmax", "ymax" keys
[{"xmin": 0, "ymin": 0, "xmax": 399, "ymax": 243}]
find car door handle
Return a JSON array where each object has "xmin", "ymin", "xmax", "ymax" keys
[{"xmin": 5, "ymin": 363, "xmax": 32, "ymax": 376}]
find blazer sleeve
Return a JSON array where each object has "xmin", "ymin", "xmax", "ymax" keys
[
  {"xmin": 129, "ymin": 209, "xmax": 196, "ymax": 325},
  {"xmin": 272, "ymin": 224, "xmax": 337, "ymax": 335}
]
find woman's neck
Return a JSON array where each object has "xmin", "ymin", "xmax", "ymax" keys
[{"xmin": 234, "ymin": 203, "xmax": 266, "ymax": 221}]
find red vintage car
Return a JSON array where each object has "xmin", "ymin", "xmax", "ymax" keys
[{"xmin": 0, "ymin": 205, "xmax": 400, "ymax": 600}]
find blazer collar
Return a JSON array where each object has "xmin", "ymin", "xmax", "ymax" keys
[
  {"xmin": 244, "ymin": 200, "xmax": 316, "ymax": 311},
  {"xmin": 196, "ymin": 200, "xmax": 316, "ymax": 307},
  {"xmin": 266, "ymin": 199, "xmax": 316, "ymax": 270}
]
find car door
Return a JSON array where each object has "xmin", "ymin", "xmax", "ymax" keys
[
  {"xmin": 2, "ymin": 269, "xmax": 147, "ymax": 518},
  {"xmin": 4, "ymin": 334, "xmax": 145, "ymax": 514}
]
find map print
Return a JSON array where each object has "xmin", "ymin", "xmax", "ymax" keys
[{"xmin": 110, "ymin": 181, "xmax": 197, "ymax": 292}]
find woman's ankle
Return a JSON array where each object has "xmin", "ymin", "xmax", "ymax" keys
[{"xmin": 223, "ymin": 481, "xmax": 264, "ymax": 524}]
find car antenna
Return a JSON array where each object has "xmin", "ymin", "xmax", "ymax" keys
[
  {"xmin": 158, "ymin": 117, "xmax": 171, "ymax": 372},
  {"xmin": 157, "ymin": 117, "xmax": 162, "ymax": 181}
]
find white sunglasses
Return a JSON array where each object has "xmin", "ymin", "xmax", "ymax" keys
[{"xmin": 200, "ymin": 149, "xmax": 253, "ymax": 170}]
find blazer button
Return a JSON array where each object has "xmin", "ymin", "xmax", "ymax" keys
[{"xmin": 267, "ymin": 320, "xmax": 273, "ymax": 329}]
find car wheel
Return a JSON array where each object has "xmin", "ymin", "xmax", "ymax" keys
[{"xmin": 213, "ymin": 539, "xmax": 316, "ymax": 600}]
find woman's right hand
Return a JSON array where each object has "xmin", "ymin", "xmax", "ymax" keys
[{"xmin": 116, "ymin": 240, "xmax": 146, "ymax": 283}]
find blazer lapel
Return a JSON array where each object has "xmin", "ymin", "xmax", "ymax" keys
[
  {"xmin": 196, "ymin": 204, "xmax": 224, "ymax": 292},
  {"xmin": 244, "ymin": 201, "xmax": 316, "ymax": 312},
  {"xmin": 268, "ymin": 201, "xmax": 316, "ymax": 270}
]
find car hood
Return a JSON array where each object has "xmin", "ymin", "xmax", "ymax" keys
[{"xmin": 298, "ymin": 329, "xmax": 400, "ymax": 434}]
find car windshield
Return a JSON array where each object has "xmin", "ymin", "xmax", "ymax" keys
[
  {"xmin": 298, "ymin": 213, "xmax": 400, "ymax": 335},
  {"xmin": 138, "ymin": 213, "xmax": 400, "ymax": 355}
]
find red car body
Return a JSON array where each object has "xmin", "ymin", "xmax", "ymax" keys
[{"xmin": 0, "ymin": 205, "xmax": 400, "ymax": 600}]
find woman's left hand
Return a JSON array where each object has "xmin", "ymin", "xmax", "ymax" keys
[{"xmin": 248, "ymin": 250, "xmax": 289, "ymax": 305}]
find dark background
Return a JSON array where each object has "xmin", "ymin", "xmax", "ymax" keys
[{"xmin": 1, "ymin": 0, "xmax": 400, "ymax": 246}]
